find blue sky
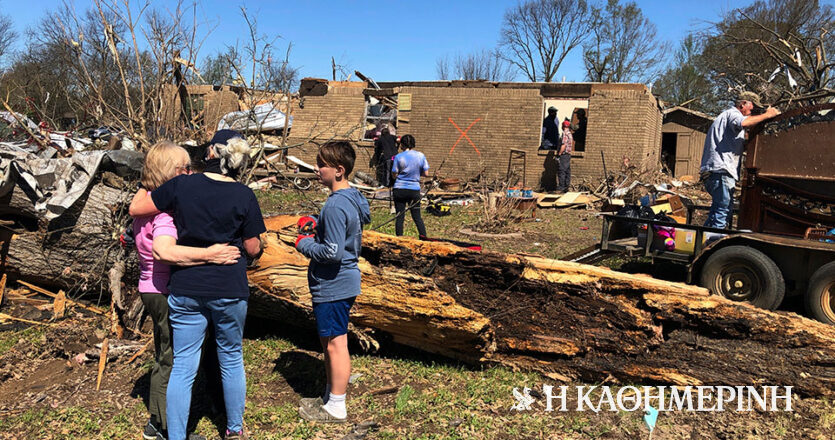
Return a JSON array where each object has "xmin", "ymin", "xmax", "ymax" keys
[{"xmin": 3, "ymin": 0, "xmax": 801, "ymax": 83}]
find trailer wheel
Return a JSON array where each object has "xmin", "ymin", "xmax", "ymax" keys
[
  {"xmin": 805, "ymin": 261, "xmax": 835, "ymax": 325},
  {"xmin": 699, "ymin": 246, "xmax": 784, "ymax": 310}
]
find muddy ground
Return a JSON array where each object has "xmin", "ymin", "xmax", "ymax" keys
[{"xmin": 0, "ymin": 189, "xmax": 832, "ymax": 439}]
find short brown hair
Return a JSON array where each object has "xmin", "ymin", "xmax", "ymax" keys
[
  {"xmin": 141, "ymin": 141, "xmax": 190, "ymax": 191},
  {"xmin": 316, "ymin": 141, "xmax": 356, "ymax": 176}
]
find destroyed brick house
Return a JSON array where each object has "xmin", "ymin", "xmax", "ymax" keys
[
  {"xmin": 661, "ymin": 106, "xmax": 715, "ymax": 178},
  {"xmin": 159, "ymin": 84, "xmax": 292, "ymax": 133},
  {"xmin": 287, "ymin": 78, "xmax": 663, "ymax": 190}
]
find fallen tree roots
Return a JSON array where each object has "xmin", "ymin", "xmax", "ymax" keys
[{"xmin": 248, "ymin": 216, "xmax": 835, "ymax": 398}]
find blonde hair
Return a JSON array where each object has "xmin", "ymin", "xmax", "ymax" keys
[
  {"xmin": 141, "ymin": 141, "xmax": 190, "ymax": 191},
  {"xmin": 210, "ymin": 137, "xmax": 251, "ymax": 175}
]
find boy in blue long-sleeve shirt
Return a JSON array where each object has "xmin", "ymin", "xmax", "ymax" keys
[{"xmin": 295, "ymin": 141, "xmax": 371, "ymax": 423}]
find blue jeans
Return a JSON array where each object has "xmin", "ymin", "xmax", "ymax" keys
[
  {"xmin": 166, "ymin": 295, "xmax": 248, "ymax": 440},
  {"xmin": 704, "ymin": 172, "xmax": 735, "ymax": 229}
]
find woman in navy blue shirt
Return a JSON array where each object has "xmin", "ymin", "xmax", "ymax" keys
[{"xmin": 130, "ymin": 130, "xmax": 265, "ymax": 440}]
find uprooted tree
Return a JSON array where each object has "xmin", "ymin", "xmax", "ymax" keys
[
  {"xmin": 3, "ymin": 207, "xmax": 833, "ymax": 397},
  {"xmin": 701, "ymin": 0, "xmax": 835, "ymax": 107},
  {"xmin": 246, "ymin": 217, "xmax": 835, "ymax": 398}
]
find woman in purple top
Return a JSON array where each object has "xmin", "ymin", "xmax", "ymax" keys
[{"xmin": 391, "ymin": 134, "xmax": 429, "ymax": 237}]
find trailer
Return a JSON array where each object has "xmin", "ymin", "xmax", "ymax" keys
[{"xmin": 575, "ymin": 104, "xmax": 835, "ymax": 324}]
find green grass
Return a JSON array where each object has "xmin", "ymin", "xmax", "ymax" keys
[
  {"xmin": 0, "ymin": 404, "xmax": 142, "ymax": 440},
  {"xmin": 0, "ymin": 325, "xmax": 46, "ymax": 356},
  {"xmin": 255, "ymin": 188, "xmax": 327, "ymax": 215},
  {"xmin": 4, "ymin": 329, "xmax": 835, "ymax": 439}
]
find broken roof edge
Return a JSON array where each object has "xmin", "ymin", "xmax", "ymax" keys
[
  {"xmin": 376, "ymin": 80, "xmax": 649, "ymax": 90},
  {"xmin": 301, "ymin": 77, "xmax": 650, "ymax": 91},
  {"xmin": 663, "ymin": 106, "xmax": 715, "ymax": 122}
]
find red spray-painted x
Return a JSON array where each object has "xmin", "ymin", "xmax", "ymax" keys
[{"xmin": 448, "ymin": 117, "xmax": 482, "ymax": 155}]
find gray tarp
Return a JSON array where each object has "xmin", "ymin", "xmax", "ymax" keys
[{"xmin": 0, "ymin": 145, "xmax": 143, "ymax": 222}]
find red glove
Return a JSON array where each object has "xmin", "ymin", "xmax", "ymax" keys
[
  {"xmin": 295, "ymin": 215, "xmax": 317, "ymax": 248},
  {"xmin": 119, "ymin": 228, "xmax": 135, "ymax": 249},
  {"xmin": 297, "ymin": 215, "xmax": 317, "ymax": 235}
]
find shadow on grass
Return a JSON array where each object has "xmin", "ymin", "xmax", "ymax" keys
[
  {"xmin": 245, "ymin": 314, "xmax": 484, "ymax": 396},
  {"xmin": 129, "ymin": 329, "xmax": 229, "ymax": 439}
]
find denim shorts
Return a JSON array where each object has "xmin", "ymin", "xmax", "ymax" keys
[{"xmin": 312, "ymin": 297, "xmax": 356, "ymax": 338}]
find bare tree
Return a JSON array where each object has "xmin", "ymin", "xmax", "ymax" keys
[
  {"xmin": 436, "ymin": 49, "xmax": 516, "ymax": 81},
  {"xmin": 499, "ymin": 0, "xmax": 591, "ymax": 82},
  {"xmin": 701, "ymin": 0, "xmax": 835, "ymax": 106},
  {"xmin": 0, "ymin": 7, "xmax": 17, "ymax": 65},
  {"xmin": 261, "ymin": 44, "xmax": 299, "ymax": 92},
  {"xmin": 436, "ymin": 56, "xmax": 450, "ymax": 80},
  {"xmin": 654, "ymin": 34, "xmax": 721, "ymax": 114},
  {"xmin": 583, "ymin": 0, "xmax": 669, "ymax": 84},
  {"xmin": 6, "ymin": 0, "xmax": 214, "ymax": 146},
  {"xmin": 198, "ymin": 46, "xmax": 241, "ymax": 86}
]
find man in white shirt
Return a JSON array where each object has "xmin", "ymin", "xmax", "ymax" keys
[{"xmin": 700, "ymin": 91, "xmax": 780, "ymax": 229}]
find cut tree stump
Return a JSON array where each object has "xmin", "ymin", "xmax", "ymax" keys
[{"xmin": 248, "ymin": 216, "xmax": 835, "ymax": 398}]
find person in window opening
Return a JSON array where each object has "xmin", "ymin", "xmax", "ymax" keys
[
  {"xmin": 391, "ymin": 134, "xmax": 429, "ymax": 238},
  {"xmin": 540, "ymin": 106, "xmax": 560, "ymax": 150},
  {"xmin": 129, "ymin": 129, "xmax": 266, "ymax": 440},
  {"xmin": 557, "ymin": 119, "xmax": 573, "ymax": 192},
  {"xmin": 573, "ymin": 108, "xmax": 587, "ymax": 148},
  {"xmin": 700, "ymin": 91, "xmax": 780, "ymax": 229},
  {"xmin": 370, "ymin": 126, "xmax": 398, "ymax": 187}
]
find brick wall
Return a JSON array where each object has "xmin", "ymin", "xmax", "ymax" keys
[
  {"xmin": 160, "ymin": 85, "xmax": 240, "ymax": 135},
  {"xmin": 571, "ymin": 86, "xmax": 662, "ymax": 183},
  {"xmin": 286, "ymin": 82, "xmax": 663, "ymax": 189},
  {"xmin": 289, "ymin": 86, "xmax": 366, "ymax": 143},
  {"xmin": 396, "ymin": 86, "xmax": 542, "ymax": 186}
]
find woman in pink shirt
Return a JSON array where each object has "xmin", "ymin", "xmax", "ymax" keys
[{"xmin": 134, "ymin": 141, "xmax": 239, "ymax": 440}]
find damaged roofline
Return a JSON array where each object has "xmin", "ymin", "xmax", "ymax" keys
[{"xmin": 299, "ymin": 77, "xmax": 653, "ymax": 99}]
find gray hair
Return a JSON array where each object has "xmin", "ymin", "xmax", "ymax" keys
[{"xmin": 211, "ymin": 137, "xmax": 251, "ymax": 175}]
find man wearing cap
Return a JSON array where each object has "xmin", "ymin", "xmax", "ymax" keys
[
  {"xmin": 557, "ymin": 119, "xmax": 574, "ymax": 192},
  {"xmin": 540, "ymin": 106, "xmax": 560, "ymax": 150},
  {"xmin": 699, "ymin": 92, "xmax": 780, "ymax": 229}
]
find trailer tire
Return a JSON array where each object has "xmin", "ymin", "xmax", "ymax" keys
[
  {"xmin": 699, "ymin": 245, "xmax": 784, "ymax": 310},
  {"xmin": 805, "ymin": 261, "xmax": 835, "ymax": 325}
]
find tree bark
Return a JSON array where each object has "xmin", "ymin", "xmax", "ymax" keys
[
  {"xmin": 248, "ymin": 216, "xmax": 835, "ymax": 398},
  {"xmin": 1, "ymin": 183, "xmax": 137, "ymax": 291},
  {"xmin": 0, "ymin": 183, "xmax": 141, "ymax": 330}
]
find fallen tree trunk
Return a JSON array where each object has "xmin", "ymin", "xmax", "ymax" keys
[
  {"xmin": 0, "ymin": 182, "xmax": 142, "ymax": 330},
  {"xmin": 249, "ymin": 216, "xmax": 835, "ymax": 398},
  {"xmin": 1, "ymin": 183, "xmax": 136, "ymax": 290}
]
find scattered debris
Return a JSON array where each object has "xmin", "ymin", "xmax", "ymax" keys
[
  {"xmin": 95, "ymin": 338, "xmax": 109, "ymax": 391},
  {"xmin": 0, "ymin": 312, "xmax": 53, "ymax": 326},
  {"xmin": 348, "ymin": 373, "xmax": 363, "ymax": 384},
  {"xmin": 217, "ymin": 102, "xmax": 292, "ymax": 133},
  {"xmin": 366, "ymin": 386, "xmax": 399, "ymax": 396},
  {"xmin": 17, "ymin": 281, "xmax": 107, "ymax": 316}
]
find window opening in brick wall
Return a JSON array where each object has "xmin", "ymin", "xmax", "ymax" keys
[
  {"xmin": 362, "ymin": 93, "xmax": 398, "ymax": 141},
  {"xmin": 539, "ymin": 99, "xmax": 588, "ymax": 152},
  {"xmin": 570, "ymin": 107, "xmax": 587, "ymax": 152}
]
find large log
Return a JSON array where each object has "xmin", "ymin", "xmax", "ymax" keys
[
  {"xmin": 0, "ymin": 182, "xmax": 143, "ymax": 332},
  {"xmin": 249, "ymin": 216, "xmax": 835, "ymax": 398},
  {"xmin": 1, "ymin": 183, "xmax": 137, "ymax": 290}
]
